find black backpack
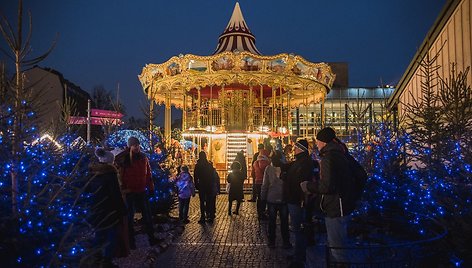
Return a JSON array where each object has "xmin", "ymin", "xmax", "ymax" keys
[{"xmin": 346, "ymin": 153, "xmax": 368, "ymax": 203}]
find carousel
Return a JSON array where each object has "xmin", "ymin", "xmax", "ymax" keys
[{"xmin": 139, "ymin": 3, "xmax": 335, "ymax": 177}]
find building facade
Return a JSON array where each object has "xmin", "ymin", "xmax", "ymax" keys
[
  {"xmin": 388, "ymin": 0, "xmax": 472, "ymax": 117},
  {"xmin": 292, "ymin": 86, "xmax": 394, "ymax": 141},
  {"xmin": 23, "ymin": 66, "xmax": 91, "ymax": 134}
]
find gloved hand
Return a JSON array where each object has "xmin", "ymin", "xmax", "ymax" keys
[{"xmin": 300, "ymin": 181, "xmax": 310, "ymax": 193}]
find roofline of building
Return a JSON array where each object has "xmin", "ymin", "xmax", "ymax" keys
[
  {"xmin": 386, "ymin": 0, "xmax": 461, "ymax": 109},
  {"xmin": 26, "ymin": 65, "xmax": 92, "ymax": 100}
]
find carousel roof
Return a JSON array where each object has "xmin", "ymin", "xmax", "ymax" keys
[
  {"xmin": 139, "ymin": 3, "xmax": 336, "ymax": 109},
  {"xmin": 214, "ymin": 2, "xmax": 261, "ymax": 55}
]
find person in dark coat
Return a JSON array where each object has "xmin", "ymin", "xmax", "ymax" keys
[
  {"xmin": 283, "ymin": 139, "xmax": 314, "ymax": 266},
  {"xmin": 194, "ymin": 151, "xmax": 216, "ymax": 223},
  {"xmin": 300, "ymin": 127, "xmax": 355, "ymax": 263},
  {"xmin": 234, "ymin": 150, "xmax": 247, "ymax": 181},
  {"xmin": 88, "ymin": 148, "xmax": 127, "ymax": 268},
  {"xmin": 227, "ymin": 161, "xmax": 245, "ymax": 215},
  {"xmin": 209, "ymin": 161, "xmax": 220, "ymax": 220}
]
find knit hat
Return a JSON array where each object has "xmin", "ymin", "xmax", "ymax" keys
[
  {"xmin": 95, "ymin": 148, "xmax": 115, "ymax": 164},
  {"xmin": 127, "ymin": 136, "xmax": 140, "ymax": 147},
  {"xmin": 316, "ymin": 127, "xmax": 336, "ymax": 143},
  {"xmin": 295, "ymin": 139, "xmax": 309, "ymax": 152}
]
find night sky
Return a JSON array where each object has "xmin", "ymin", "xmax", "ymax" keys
[{"xmin": 0, "ymin": 0, "xmax": 445, "ymax": 123}]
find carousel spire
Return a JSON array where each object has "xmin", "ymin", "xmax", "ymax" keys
[{"xmin": 213, "ymin": 2, "xmax": 261, "ymax": 55}]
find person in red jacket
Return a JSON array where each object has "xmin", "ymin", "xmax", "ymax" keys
[
  {"xmin": 118, "ymin": 136, "xmax": 158, "ymax": 249},
  {"xmin": 252, "ymin": 148, "xmax": 271, "ymax": 220}
]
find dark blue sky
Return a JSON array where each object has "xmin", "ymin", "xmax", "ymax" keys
[{"xmin": 1, "ymin": 0, "xmax": 445, "ymax": 120}]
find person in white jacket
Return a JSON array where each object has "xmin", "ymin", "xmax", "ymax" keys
[{"xmin": 261, "ymin": 151, "xmax": 292, "ymax": 249}]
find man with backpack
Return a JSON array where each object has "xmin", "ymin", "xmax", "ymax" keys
[{"xmin": 300, "ymin": 127, "xmax": 358, "ymax": 263}]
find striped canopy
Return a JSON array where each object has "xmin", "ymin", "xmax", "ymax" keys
[{"xmin": 214, "ymin": 2, "xmax": 261, "ymax": 55}]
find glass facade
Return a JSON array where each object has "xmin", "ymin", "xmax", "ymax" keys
[{"xmin": 291, "ymin": 87, "xmax": 395, "ymax": 140}]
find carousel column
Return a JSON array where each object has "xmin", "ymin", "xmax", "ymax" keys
[
  {"xmin": 272, "ymin": 86, "xmax": 276, "ymax": 131},
  {"xmin": 182, "ymin": 90, "xmax": 187, "ymax": 131},
  {"xmin": 249, "ymin": 86, "xmax": 253, "ymax": 131},
  {"xmin": 209, "ymin": 85, "xmax": 213, "ymax": 160},
  {"xmin": 305, "ymin": 88, "xmax": 309, "ymax": 138},
  {"xmin": 321, "ymin": 95, "xmax": 326, "ymax": 129},
  {"xmin": 209, "ymin": 85, "xmax": 213, "ymax": 126},
  {"xmin": 191, "ymin": 95, "xmax": 196, "ymax": 162},
  {"xmin": 221, "ymin": 84, "xmax": 226, "ymax": 128},
  {"xmin": 279, "ymin": 86, "xmax": 283, "ymax": 133},
  {"xmin": 312, "ymin": 88, "xmax": 316, "ymax": 139},
  {"xmin": 149, "ymin": 99, "xmax": 154, "ymax": 148},
  {"xmin": 287, "ymin": 91, "xmax": 292, "ymax": 141},
  {"xmin": 165, "ymin": 92, "xmax": 172, "ymax": 148},
  {"xmin": 260, "ymin": 84, "xmax": 264, "ymax": 131},
  {"xmin": 197, "ymin": 87, "xmax": 201, "ymax": 129}
]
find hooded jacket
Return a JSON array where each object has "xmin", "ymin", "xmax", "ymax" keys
[
  {"xmin": 234, "ymin": 152, "xmax": 247, "ymax": 180},
  {"xmin": 227, "ymin": 169, "xmax": 245, "ymax": 201},
  {"xmin": 306, "ymin": 141, "xmax": 355, "ymax": 218},
  {"xmin": 261, "ymin": 164, "xmax": 285, "ymax": 204},
  {"xmin": 252, "ymin": 153, "xmax": 270, "ymax": 184},
  {"xmin": 176, "ymin": 171, "xmax": 195, "ymax": 199},
  {"xmin": 284, "ymin": 151, "xmax": 314, "ymax": 205}
]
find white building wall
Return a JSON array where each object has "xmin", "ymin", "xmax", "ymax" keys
[{"xmin": 398, "ymin": 0, "xmax": 472, "ymax": 118}]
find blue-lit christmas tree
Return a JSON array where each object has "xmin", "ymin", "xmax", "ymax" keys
[
  {"xmin": 0, "ymin": 2, "xmax": 98, "ymax": 265},
  {"xmin": 350, "ymin": 59, "xmax": 472, "ymax": 265},
  {"xmin": 0, "ymin": 102, "xmax": 95, "ymax": 266}
]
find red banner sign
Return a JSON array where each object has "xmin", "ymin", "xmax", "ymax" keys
[
  {"xmin": 90, "ymin": 109, "xmax": 124, "ymax": 119},
  {"xmin": 69, "ymin": 116, "xmax": 87, "ymax": 124},
  {"xmin": 69, "ymin": 116, "xmax": 123, "ymax": 126}
]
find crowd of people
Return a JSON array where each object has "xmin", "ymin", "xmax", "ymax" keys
[
  {"xmin": 88, "ymin": 127, "xmax": 359, "ymax": 267},
  {"xmin": 173, "ymin": 127, "xmax": 358, "ymax": 267}
]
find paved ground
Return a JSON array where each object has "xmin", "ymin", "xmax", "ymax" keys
[{"xmin": 155, "ymin": 194, "xmax": 326, "ymax": 268}]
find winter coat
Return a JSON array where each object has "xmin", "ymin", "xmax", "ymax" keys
[
  {"xmin": 283, "ymin": 151, "xmax": 314, "ymax": 205},
  {"xmin": 119, "ymin": 150, "xmax": 154, "ymax": 193},
  {"xmin": 212, "ymin": 168, "xmax": 221, "ymax": 196},
  {"xmin": 176, "ymin": 171, "xmax": 195, "ymax": 199},
  {"xmin": 88, "ymin": 163, "xmax": 127, "ymax": 229},
  {"xmin": 261, "ymin": 164, "xmax": 285, "ymax": 204},
  {"xmin": 194, "ymin": 158, "xmax": 214, "ymax": 193},
  {"xmin": 227, "ymin": 170, "xmax": 245, "ymax": 201},
  {"xmin": 234, "ymin": 153, "xmax": 247, "ymax": 180},
  {"xmin": 306, "ymin": 141, "xmax": 355, "ymax": 218},
  {"xmin": 252, "ymin": 153, "xmax": 270, "ymax": 184}
]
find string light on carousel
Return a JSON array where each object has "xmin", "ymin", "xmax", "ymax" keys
[{"xmin": 139, "ymin": 2, "xmax": 335, "ymax": 174}]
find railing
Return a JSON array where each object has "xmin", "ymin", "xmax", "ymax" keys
[{"xmin": 184, "ymin": 101, "xmax": 290, "ymax": 133}]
